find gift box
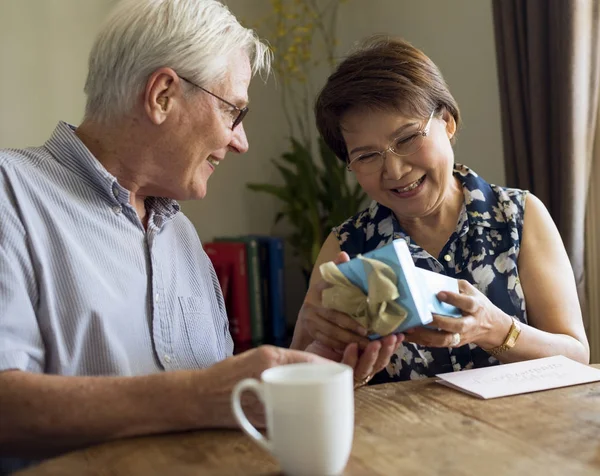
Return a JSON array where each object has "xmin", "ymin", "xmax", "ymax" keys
[{"xmin": 320, "ymin": 239, "xmax": 461, "ymax": 338}]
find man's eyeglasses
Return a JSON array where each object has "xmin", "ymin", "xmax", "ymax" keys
[
  {"xmin": 178, "ymin": 75, "xmax": 248, "ymax": 130},
  {"xmin": 346, "ymin": 110, "xmax": 436, "ymax": 174}
]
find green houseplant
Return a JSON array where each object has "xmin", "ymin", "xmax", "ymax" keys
[{"xmin": 247, "ymin": 0, "xmax": 366, "ymax": 280}]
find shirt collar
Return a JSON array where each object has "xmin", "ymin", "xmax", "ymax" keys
[
  {"xmin": 454, "ymin": 163, "xmax": 507, "ymax": 230},
  {"xmin": 44, "ymin": 122, "xmax": 180, "ymax": 219}
]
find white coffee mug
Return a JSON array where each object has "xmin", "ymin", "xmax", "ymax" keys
[{"xmin": 231, "ymin": 362, "xmax": 354, "ymax": 476}]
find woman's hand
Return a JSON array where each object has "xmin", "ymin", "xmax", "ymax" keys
[
  {"xmin": 305, "ymin": 335, "xmax": 403, "ymax": 388},
  {"xmin": 405, "ymin": 279, "xmax": 512, "ymax": 349},
  {"xmin": 298, "ymin": 279, "xmax": 372, "ymax": 352},
  {"xmin": 293, "ymin": 244, "xmax": 406, "ymax": 382},
  {"xmin": 296, "ymin": 250, "xmax": 373, "ymax": 352}
]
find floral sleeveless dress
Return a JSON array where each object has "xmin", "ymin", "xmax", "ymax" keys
[{"xmin": 333, "ymin": 164, "xmax": 529, "ymax": 382}]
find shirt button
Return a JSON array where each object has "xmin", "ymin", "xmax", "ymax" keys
[
  {"xmin": 164, "ymin": 355, "xmax": 171, "ymax": 364},
  {"xmin": 112, "ymin": 205, "xmax": 122, "ymax": 214},
  {"xmin": 444, "ymin": 254, "xmax": 452, "ymax": 262},
  {"xmin": 155, "ymin": 293, "xmax": 160, "ymax": 303},
  {"xmin": 112, "ymin": 185, "xmax": 119, "ymax": 199}
]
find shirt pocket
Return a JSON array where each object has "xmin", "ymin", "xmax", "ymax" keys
[{"xmin": 177, "ymin": 295, "xmax": 222, "ymax": 368}]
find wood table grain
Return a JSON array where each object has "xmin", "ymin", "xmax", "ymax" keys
[{"xmin": 17, "ymin": 369, "xmax": 600, "ymax": 476}]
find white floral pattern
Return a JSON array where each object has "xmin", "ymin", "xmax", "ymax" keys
[{"xmin": 333, "ymin": 164, "xmax": 528, "ymax": 383}]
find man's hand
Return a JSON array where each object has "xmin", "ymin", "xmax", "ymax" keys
[
  {"xmin": 0, "ymin": 346, "xmax": 331, "ymax": 458},
  {"xmin": 197, "ymin": 345, "xmax": 331, "ymax": 428}
]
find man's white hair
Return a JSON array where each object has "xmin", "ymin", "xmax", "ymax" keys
[{"xmin": 83, "ymin": 0, "xmax": 271, "ymax": 123}]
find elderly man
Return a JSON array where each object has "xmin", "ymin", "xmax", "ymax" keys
[{"xmin": 0, "ymin": 0, "xmax": 401, "ymax": 471}]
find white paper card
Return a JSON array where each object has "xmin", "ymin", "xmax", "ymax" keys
[{"xmin": 436, "ymin": 355, "xmax": 600, "ymax": 399}]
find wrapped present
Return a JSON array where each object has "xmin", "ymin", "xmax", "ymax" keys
[{"xmin": 319, "ymin": 239, "xmax": 461, "ymax": 338}]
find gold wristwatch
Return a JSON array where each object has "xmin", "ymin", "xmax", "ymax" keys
[{"xmin": 487, "ymin": 317, "xmax": 522, "ymax": 356}]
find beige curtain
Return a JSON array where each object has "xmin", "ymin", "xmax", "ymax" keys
[
  {"xmin": 585, "ymin": 118, "xmax": 600, "ymax": 363},
  {"xmin": 493, "ymin": 0, "xmax": 600, "ymax": 360}
]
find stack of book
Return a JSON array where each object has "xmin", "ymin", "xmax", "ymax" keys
[{"xmin": 203, "ymin": 235, "xmax": 287, "ymax": 353}]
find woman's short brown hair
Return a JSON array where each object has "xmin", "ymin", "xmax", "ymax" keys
[{"xmin": 315, "ymin": 35, "xmax": 461, "ymax": 162}]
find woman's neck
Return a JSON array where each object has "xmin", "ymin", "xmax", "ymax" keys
[{"xmin": 395, "ymin": 176, "xmax": 464, "ymax": 258}]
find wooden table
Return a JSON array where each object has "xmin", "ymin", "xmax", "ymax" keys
[{"xmin": 17, "ymin": 373, "xmax": 600, "ymax": 476}]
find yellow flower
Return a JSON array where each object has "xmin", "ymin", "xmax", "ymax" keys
[{"xmin": 251, "ymin": 0, "xmax": 345, "ymax": 140}]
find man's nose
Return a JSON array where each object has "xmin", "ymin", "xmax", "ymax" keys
[{"xmin": 229, "ymin": 123, "xmax": 249, "ymax": 153}]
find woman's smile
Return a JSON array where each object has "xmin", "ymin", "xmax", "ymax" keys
[{"xmin": 389, "ymin": 174, "xmax": 426, "ymax": 198}]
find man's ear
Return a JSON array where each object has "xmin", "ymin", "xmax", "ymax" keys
[
  {"xmin": 144, "ymin": 68, "xmax": 178, "ymax": 125},
  {"xmin": 157, "ymin": 96, "xmax": 168, "ymax": 111}
]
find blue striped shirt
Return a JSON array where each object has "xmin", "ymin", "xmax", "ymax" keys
[{"xmin": 0, "ymin": 122, "xmax": 234, "ymax": 377}]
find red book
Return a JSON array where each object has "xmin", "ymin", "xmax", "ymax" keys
[{"xmin": 204, "ymin": 241, "xmax": 252, "ymax": 353}]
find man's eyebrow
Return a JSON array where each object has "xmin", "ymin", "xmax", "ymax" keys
[{"xmin": 230, "ymin": 96, "xmax": 249, "ymax": 109}]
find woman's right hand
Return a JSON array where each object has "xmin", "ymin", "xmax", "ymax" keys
[
  {"xmin": 296, "ymin": 249, "xmax": 373, "ymax": 352},
  {"xmin": 291, "ymin": 246, "xmax": 404, "ymax": 380},
  {"xmin": 298, "ymin": 280, "xmax": 372, "ymax": 351}
]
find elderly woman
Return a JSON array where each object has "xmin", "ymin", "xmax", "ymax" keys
[{"xmin": 291, "ymin": 36, "xmax": 589, "ymax": 386}]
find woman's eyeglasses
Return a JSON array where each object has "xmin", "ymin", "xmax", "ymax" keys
[{"xmin": 346, "ymin": 110, "xmax": 435, "ymax": 174}]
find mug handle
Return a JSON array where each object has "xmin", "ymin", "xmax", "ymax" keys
[{"xmin": 231, "ymin": 378, "xmax": 273, "ymax": 453}]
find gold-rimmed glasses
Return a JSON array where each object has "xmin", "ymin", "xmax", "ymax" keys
[{"xmin": 346, "ymin": 110, "xmax": 435, "ymax": 174}]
